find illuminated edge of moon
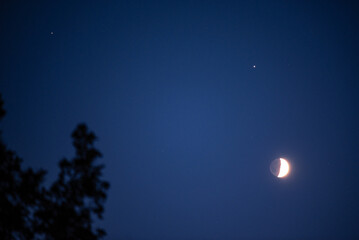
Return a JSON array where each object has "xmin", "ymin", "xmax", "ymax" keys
[{"xmin": 277, "ymin": 158, "xmax": 290, "ymax": 178}]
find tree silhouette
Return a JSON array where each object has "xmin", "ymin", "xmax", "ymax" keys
[
  {"xmin": 36, "ymin": 124, "xmax": 110, "ymax": 239},
  {"xmin": 0, "ymin": 94, "xmax": 110, "ymax": 240},
  {"xmin": 0, "ymin": 94, "xmax": 46, "ymax": 239}
]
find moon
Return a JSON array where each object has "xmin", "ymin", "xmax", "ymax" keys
[{"xmin": 270, "ymin": 158, "xmax": 290, "ymax": 178}]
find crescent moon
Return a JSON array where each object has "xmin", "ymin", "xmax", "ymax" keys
[
  {"xmin": 277, "ymin": 158, "xmax": 290, "ymax": 178},
  {"xmin": 270, "ymin": 158, "xmax": 291, "ymax": 178}
]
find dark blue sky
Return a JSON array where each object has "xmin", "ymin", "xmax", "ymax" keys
[{"xmin": 1, "ymin": 1, "xmax": 359, "ymax": 239}]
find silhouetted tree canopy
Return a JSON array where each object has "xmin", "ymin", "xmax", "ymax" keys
[{"xmin": 0, "ymin": 94, "xmax": 110, "ymax": 240}]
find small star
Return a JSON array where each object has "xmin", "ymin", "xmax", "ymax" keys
[
  {"xmin": 253, "ymin": 65, "xmax": 256, "ymax": 68},
  {"xmin": 50, "ymin": 32, "xmax": 54, "ymax": 35}
]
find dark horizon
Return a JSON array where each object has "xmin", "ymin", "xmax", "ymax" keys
[{"xmin": 1, "ymin": 1, "xmax": 359, "ymax": 239}]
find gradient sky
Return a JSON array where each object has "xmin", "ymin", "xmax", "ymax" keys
[{"xmin": 1, "ymin": 1, "xmax": 359, "ymax": 239}]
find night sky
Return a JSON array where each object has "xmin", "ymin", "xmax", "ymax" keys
[{"xmin": 1, "ymin": 1, "xmax": 359, "ymax": 239}]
